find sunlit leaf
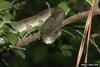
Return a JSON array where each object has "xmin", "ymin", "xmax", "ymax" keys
[
  {"xmin": 58, "ymin": 1, "xmax": 69, "ymax": 12},
  {"xmin": 0, "ymin": 30, "xmax": 4, "ymax": 36},
  {"xmin": 0, "ymin": 1, "xmax": 12, "ymax": 10},
  {"xmin": 95, "ymin": 60, "xmax": 100, "ymax": 63},
  {"xmin": 12, "ymin": 49, "xmax": 26, "ymax": 59},
  {"xmin": 62, "ymin": 50, "xmax": 72, "ymax": 57},
  {"xmin": 60, "ymin": 45, "xmax": 74, "ymax": 50},
  {"xmin": 3, "ymin": 12, "xmax": 13, "ymax": 20},
  {"xmin": 86, "ymin": 0, "xmax": 92, "ymax": 6},
  {"xmin": 19, "ymin": 31, "xmax": 27, "ymax": 37},
  {"xmin": 7, "ymin": 33, "xmax": 17, "ymax": 45}
]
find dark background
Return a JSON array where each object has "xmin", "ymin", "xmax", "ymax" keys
[{"xmin": 0, "ymin": 0, "xmax": 100, "ymax": 67}]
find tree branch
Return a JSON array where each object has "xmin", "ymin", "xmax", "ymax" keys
[
  {"xmin": 16, "ymin": 32, "xmax": 40, "ymax": 47},
  {"xmin": 63, "ymin": 0, "xmax": 100, "ymax": 26},
  {"xmin": 62, "ymin": 9, "xmax": 100, "ymax": 26}
]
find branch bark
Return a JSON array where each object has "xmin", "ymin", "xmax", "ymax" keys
[{"xmin": 62, "ymin": 8, "xmax": 100, "ymax": 26}]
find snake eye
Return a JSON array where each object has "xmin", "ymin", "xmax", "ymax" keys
[
  {"xmin": 54, "ymin": 30, "xmax": 58, "ymax": 35},
  {"xmin": 54, "ymin": 29, "xmax": 61, "ymax": 34}
]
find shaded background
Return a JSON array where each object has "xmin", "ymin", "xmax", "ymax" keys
[{"xmin": 0, "ymin": 0, "xmax": 100, "ymax": 67}]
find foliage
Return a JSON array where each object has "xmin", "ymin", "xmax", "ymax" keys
[{"xmin": 0, "ymin": 0, "xmax": 100, "ymax": 67}]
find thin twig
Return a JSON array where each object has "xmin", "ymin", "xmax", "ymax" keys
[
  {"xmin": 62, "ymin": 9, "xmax": 100, "ymax": 26},
  {"xmin": 76, "ymin": 30, "xmax": 100, "ymax": 54},
  {"xmin": 62, "ymin": 29, "xmax": 76, "ymax": 38},
  {"xmin": 1, "ymin": 58, "xmax": 9, "ymax": 67},
  {"xmin": 90, "ymin": 39, "xmax": 100, "ymax": 54}
]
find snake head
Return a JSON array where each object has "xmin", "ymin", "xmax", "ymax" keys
[{"xmin": 41, "ymin": 8, "xmax": 65, "ymax": 44}]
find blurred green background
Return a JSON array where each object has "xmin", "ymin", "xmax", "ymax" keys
[{"xmin": 0, "ymin": 0, "xmax": 100, "ymax": 67}]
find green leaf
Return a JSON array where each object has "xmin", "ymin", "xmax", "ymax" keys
[
  {"xmin": 50, "ymin": 52, "xmax": 67, "ymax": 64},
  {"xmin": 32, "ymin": 47, "xmax": 46, "ymax": 63},
  {"xmin": 19, "ymin": 31, "xmax": 27, "ymax": 37},
  {"xmin": 60, "ymin": 45, "xmax": 74, "ymax": 50},
  {"xmin": 95, "ymin": 60, "xmax": 100, "ymax": 63},
  {"xmin": 61, "ymin": 50, "xmax": 72, "ymax": 57},
  {"xmin": 12, "ymin": 49, "xmax": 26, "ymax": 59},
  {"xmin": 60, "ymin": 45, "xmax": 74, "ymax": 57},
  {"xmin": 86, "ymin": 0, "xmax": 93, "ymax": 6},
  {"xmin": 0, "ymin": 30, "xmax": 4, "ymax": 36},
  {"xmin": 3, "ymin": 12, "xmax": 13, "ymax": 20},
  {"xmin": 0, "ymin": 1, "xmax": 12, "ymax": 10},
  {"xmin": 57, "ymin": 1, "xmax": 69, "ymax": 12},
  {"xmin": 0, "ymin": 46, "xmax": 5, "ymax": 53},
  {"xmin": 7, "ymin": 33, "xmax": 17, "ymax": 45}
]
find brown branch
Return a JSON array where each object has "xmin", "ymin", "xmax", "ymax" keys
[
  {"xmin": 62, "ymin": 0, "xmax": 100, "ymax": 26},
  {"xmin": 16, "ymin": 32, "xmax": 40, "ymax": 47},
  {"xmin": 94, "ymin": 0, "xmax": 99, "ymax": 9},
  {"xmin": 62, "ymin": 9, "xmax": 100, "ymax": 26}
]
